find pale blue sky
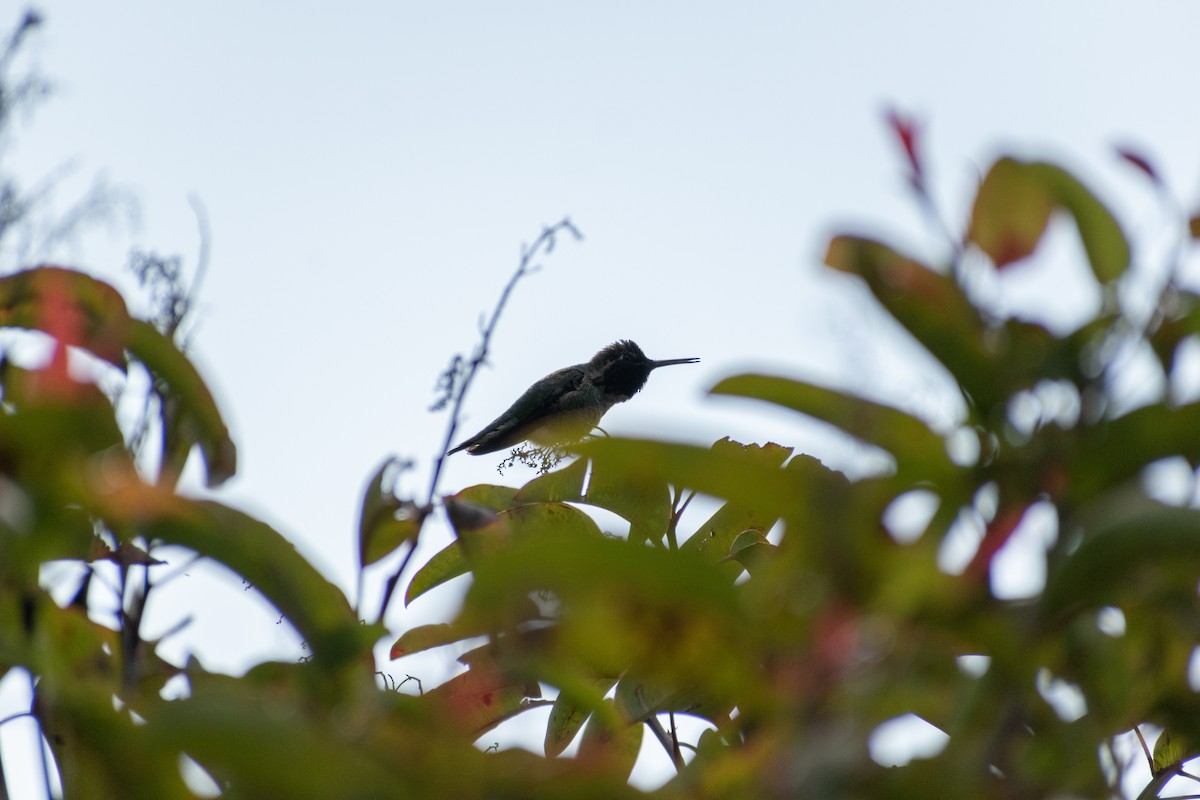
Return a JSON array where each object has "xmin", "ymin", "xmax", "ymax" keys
[{"xmin": 5, "ymin": 1, "xmax": 1200, "ymax": 794}]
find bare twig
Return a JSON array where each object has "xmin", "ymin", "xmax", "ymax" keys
[
  {"xmin": 1134, "ymin": 725, "xmax": 1153, "ymax": 765},
  {"xmin": 0, "ymin": 10, "xmax": 41, "ymax": 76},
  {"xmin": 665, "ymin": 487, "xmax": 695, "ymax": 551},
  {"xmin": 426, "ymin": 218, "xmax": 582, "ymax": 507},
  {"xmin": 645, "ymin": 714, "xmax": 685, "ymax": 771},
  {"xmin": 396, "ymin": 674, "xmax": 424, "ymax": 695},
  {"xmin": 668, "ymin": 710, "xmax": 683, "ymax": 766},
  {"xmin": 373, "ymin": 217, "xmax": 583, "ymax": 623},
  {"xmin": 186, "ymin": 194, "xmax": 211, "ymax": 320}
]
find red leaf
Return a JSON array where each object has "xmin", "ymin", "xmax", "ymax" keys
[
  {"xmin": 884, "ymin": 107, "xmax": 922, "ymax": 182},
  {"xmin": 424, "ymin": 661, "xmax": 539, "ymax": 736},
  {"xmin": 1116, "ymin": 146, "xmax": 1162, "ymax": 186},
  {"xmin": 967, "ymin": 505, "xmax": 1028, "ymax": 581},
  {"xmin": 32, "ymin": 269, "xmax": 86, "ymax": 399}
]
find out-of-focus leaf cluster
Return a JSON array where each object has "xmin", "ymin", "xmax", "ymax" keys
[
  {"xmin": 6, "ymin": 52, "xmax": 1200, "ymax": 793},
  {"xmin": 0, "ymin": 263, "xmax": 647, "ymax": 799},
  {"xmin": 390, "ymin": 153, "xmax": 1200, "ymax": 798}
]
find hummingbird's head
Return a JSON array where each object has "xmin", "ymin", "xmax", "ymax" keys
[{"xmin": 590, "ymin": 340, "xmax": 699, "ymax": 399}]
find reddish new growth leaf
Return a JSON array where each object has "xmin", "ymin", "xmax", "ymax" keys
[
  {"xmin": 967, "ymin": 158, "xmax": 1056, "ymax": 271},
  {"xmin": 812, "ymin": 605, "xmax": 861, "ymax": 674},
  {"xmin": 885, "ymin": 107, "xmax": 923, "ymax": 186},
  {"xmin": 1040, "ymin": 461, "xmax": 1069, "ymax": 501},
  {"xmin": 990, "ymin": 235, "xmax": 1038, "ymax": 271},
  {"xmin": 966, "ymin": 504, "xmax": 1028, "ymax": 581},
  {"xmin": 425, "ymin": 660, "xmax": 537, "ymax": 737},
  {"xmin": 33, "ymin": 268, "xmax": 87, "ymax": 400},
  {"xmin": 1115, "ymin": 146, "xmax": 1162, "ymax": 187}
]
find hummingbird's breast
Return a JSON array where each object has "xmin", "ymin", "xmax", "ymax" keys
[{"xmin": 524, "ymin": 390, "xmax": 611, "ymax": 446}]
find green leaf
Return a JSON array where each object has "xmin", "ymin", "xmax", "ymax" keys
[
  {"xmin": 95, "ymin": 486, "xmax": 375, "ymax": 671},
  {"xmin": 357, "ymin": 457, "xmax": 423, "ymax": 567},
  {"xmin": 582, "ymin": 438, "xmax": 787, "ymax": 515},
  {"xmin": 679, "ymin": 439, "xmax": 789, "ymax": 568},
  {"xmin": 515, "ymin": 457, "xmax": 587, "ymax": 504},
  {"xmin": 614, "ymin": 676, "xmax": 698, "ymax": 724},
  {"xmin": 823, "ymin": 235, "xmax": 998, "ymax": 410},
  {"xmin": 576, "ymin": 698, "xmax": 644, "ymax": 781},
  {"xmin": 126, "ymin": 319, "xmax": 237, "ymax": 487},
  {"xmin": 682, "ymin": 507, "xmax": 774, "ymax": 574},
  {"xmin": 444, "ymin": 496, "xmax": 502, "ymax": 536},
  {"xmin": 390, "ymin": 623, "xmax": 477, "ymax": 660},
  {"xmin": 711, "ymin": 374, "xmax": 953, "ymax": 484},
  {"xmin": 36, "ymin": 679, "xmax": 191, "ymax": 799},
  {"xmin": 968, "ymin": 157, "xmax": 1057, "ymax": 269},
  {"xmin": 404, "ymin": 484, "xmax": 519, "ymax": 605},
  {"xmin": 708, "ymin": 436, "xmax": 793, "ymax": 467},
  {"xmin": 969, "ymin": 157, "xmax": 1129, "ymax": 282},
  {"xmin": 453, "ymin": 483, "xmax": 519, "ymax": 513},
  {"xmin": 1042, "ymin": 495, "xmax": 1200, "ymax": 620},
  {"xmin": 1069, "ymin": 402, "xmax": 1200, "ymax": 502},
  {"xmin": 151, "ymin": 675, "xmax": 410, "ymax": 797},
  {"xmin": 609, "ymin": 676, "xmax": 732, "ymax": 733},
  {"xmin": 584, "ymin": 454, "xmax": 672, "ymax": 543},
  {"xmin": 405, "ymin": 516, "xmax": 508, "ymax": 606},
  {"xmin": 166, "ymin": 670, "xmax": 640, "ymax": 798},
  {"xmin": 727, "ymin": 529, "xmax": 779, "ymax": 576},
  {"xmin": 1152, "ymin": 729, "xmax": 1193, "ymax": 777},
  {"xmin": 1037, "ymin": 162, "xmax": 1130, "ymax": 283},
  {"xmin": 405, "ymin": 501, "xmax": 602, "ymax": 606},
  {"xmin": 461, "ymin": 532, "xmax": 753, "ymax": 696},
  {"xmin": 544, "ymin": 676, "xmax": 618, "ymax": 757},
  {"xmin": 517, "ymin": 455, "xmax": 675, "ymax": 544}
]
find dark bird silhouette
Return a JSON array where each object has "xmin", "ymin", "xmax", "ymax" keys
[{"xmin": 448, "ymin": 340, "xmax": 699, "ymax": 456}]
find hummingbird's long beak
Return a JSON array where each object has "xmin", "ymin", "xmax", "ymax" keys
[{"xmin": 650, "ymin": 357, "xmax": 700, "ymax": 369}]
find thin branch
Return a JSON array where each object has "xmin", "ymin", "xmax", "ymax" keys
[
  {"xmin": 186, "ymin": 194, "xmax": 211, "ymax": 315},
  {"xmin": 0, "ymin": 10, "xmax": 41, "ymax": 77},
  {"xmin": 665, "ymin": 487, "xmax": 695, "ymax": 551},
  {"xmin": 1135, "ymin": 726, "xmax": 1153, "ymax": 765},
  {"xmin": 912, "ymin": 178, "xmax": 964, "ymax": 280},
  {"xmin": 645, "ymin": 714, "xmax": 685, "ymax": 771},
  {"xmin": 668, "ymin": 710, "xmax": 683, "ymax": 767},
  {"xmin": 425, "ymin": 218, "xmax": 582, "ymax": 509},
  {"xmin": 373, "ymin": 217, "xmax": 583, "ymax": 623}
]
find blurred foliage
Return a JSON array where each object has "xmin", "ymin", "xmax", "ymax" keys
[
  {"xmin": 383, "ymin": 139, "xmax": 1200, "ymax": 798},
  {"xmin": 8, "ymin": 13, "xmax": 1200, "ymax": 800}
]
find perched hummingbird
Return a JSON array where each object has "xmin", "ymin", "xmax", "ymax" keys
[{"xmin": 448, "ymin": 340, "xmax": 699, "ymax": 456}]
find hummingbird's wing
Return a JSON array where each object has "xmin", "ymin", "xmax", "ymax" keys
[{"xmin": 448, "ymin": 365, "xmax": 586, "ymax": 455}]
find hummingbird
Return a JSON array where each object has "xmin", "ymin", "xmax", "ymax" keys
[{"xmin": 448, "ymin": 340, "xmax": 699, "ymax": 456}]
